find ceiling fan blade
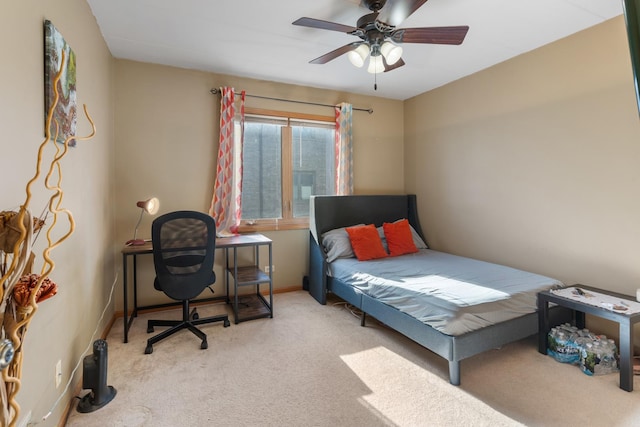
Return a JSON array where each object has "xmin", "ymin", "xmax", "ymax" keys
[
  {"xmin": 391, "ymin": 26, "xmax": 469, "ymax": 45},
  {"xmin": 383, "ymin": 57, "xmax": 405, "ymax": 72},
  {"xmin": 293, "ymin": 17, "xmax": 358, "ymax": 33},
  {"xmin": 376, "ymin": 0, "xmax": 429, "ymax": 27},
  {"xmin": 310, "ymin": 43, "xmax": 363, "ymax": 64}
]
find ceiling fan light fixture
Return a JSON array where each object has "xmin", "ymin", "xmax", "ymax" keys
[
  {"xmin": 347, "ymin": 44, "xmax": 370, "ymax": 68},
  {"xmin": 293, "ymin": 1, "xmax": 468, "ymax": 79},
  {"xmin": 380, "ymin": 41, "xmax": 403, "ymax": 65},
  {"xmin": 367, "ymin": 54, "xmax": 385, "ymax": 74}
]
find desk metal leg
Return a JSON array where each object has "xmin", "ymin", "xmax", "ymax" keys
[
  {"xmin": 122, "ymin": 253, "xmax": 129, "ymax": 343},
  {"xmin": 132, "ymin": 254, "xmax": 138, "ymax": 318},
  {"xmin": 619, "ymin": 321, "xmax": 634, "ymax": 392},
  {"xmin": 223, "ymin": 247, "xmax": 230, "ymax": 304},
  {"xmin": 268, "ymin": 242, "xmax": 273, "ymax": 318},
  {"xmin": 122, "ymin": 253, "xmax": 141, "ymax": 343},
  {"xmin": 233, "ymin": 246, "xmax": 239, "ymax": 324}
]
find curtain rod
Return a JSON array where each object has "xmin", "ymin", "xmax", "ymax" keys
[{"xmin": 209, "ymin": 88, "xmax": 373, "ymax": 114}]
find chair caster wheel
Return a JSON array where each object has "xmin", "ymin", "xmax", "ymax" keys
[
  {"xmin": 224, "ymin": 319, "xmax": 230, "ymax": 327},
  {"xmin": 192, "ymin": 312, "xmax": 199, "ymax": 320},
  {"xmin": 145, "ymin": 344, "xmax": 153, "ymax": 354},
  {"xmin": 147, "ymin": 326, "xmax": 154, "ymax": 333},
  {"xmin": 201, "ymin": 340, "xmax": 208, "ymax": 350}
]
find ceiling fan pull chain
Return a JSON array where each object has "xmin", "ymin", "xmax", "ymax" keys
[{"xmin": 374, "ymin": 71, "xmax": 377, "ymax": 91}]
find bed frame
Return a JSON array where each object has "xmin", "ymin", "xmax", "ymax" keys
[{"xmin": 308, "ymin": 194, "xmax": 568, "ymax": 385}]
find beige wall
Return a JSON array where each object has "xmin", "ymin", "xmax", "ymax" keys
[
  {"xmin": 4, "ymin": 2, "xmax": 638, "ymax": 423},
  {"xmin": 113, "ymin": 59, "xmax": 405, "ymax": 307},
  {"xmin": 405, "ymin": 16, "xmax": 640, "ymax": 340},
  {"xmin": 0, "ymin": 0, "xmax": 115, "ymax": 425}
]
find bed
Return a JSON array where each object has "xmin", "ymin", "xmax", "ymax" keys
[{"xmin": 308, "ymin": 194, "xmax": 569, "ymax": 385}]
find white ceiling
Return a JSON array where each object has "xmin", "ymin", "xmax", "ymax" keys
[{"xmin": 86, "ymin": 0, "xmax": 624, "ymax": 100}]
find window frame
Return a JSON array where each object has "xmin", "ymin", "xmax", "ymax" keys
[{"xmin": 238, "ymin": 107, "xmax": 335, "ymax": 233}]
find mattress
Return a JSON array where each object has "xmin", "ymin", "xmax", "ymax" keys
[{"xmin": 328, "ymin": 249, "xmax": 563, "ymax": 336}]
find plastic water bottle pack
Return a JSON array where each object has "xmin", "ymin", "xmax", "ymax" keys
[{"xmin": 547, "ymin": 323, "xmax": 619, "ymax": 376}]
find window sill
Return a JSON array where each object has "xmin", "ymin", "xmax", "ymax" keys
[{"xmin": 238, "ymin": 219, "xmax": 309, "ymax": 233}]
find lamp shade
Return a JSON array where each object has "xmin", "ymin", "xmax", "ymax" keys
[
  {"xmin": 127, "ymin": 197, "xmax": 160, "ymax": 246},
  {"xmin": 367, "ymin": 55, "xmax": 385, "ymax": 74},
  {"xmin": 347, "ymin": 44, "xmax": 369, "ymax": 68},
  {"xmin": 380, "ymin": 41, "xmax": 403, "ymax": 65},
  {"xmin": 136, "ymin": 197, "xmax": 159, "ymax": 215}
]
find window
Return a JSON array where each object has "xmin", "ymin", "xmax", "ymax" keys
[{"xmin": 239, "ymin": 108, "xmax": 336, "ymax": 231}]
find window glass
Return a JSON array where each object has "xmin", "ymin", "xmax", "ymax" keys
[
  {"xmin": 242, "ymin": 120, "xmax": 282, "ymax": 220},
  {"xmin": 291, "ymin": 124, "xmax": 335, "ymax": 218},
  {"xmin": 240, "ymin": 112, "xmax": 336, "ymax": 224}
]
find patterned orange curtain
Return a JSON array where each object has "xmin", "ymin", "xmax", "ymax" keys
[
  {"xmin": 335, "ymin": 102, "xmax": 353, "ymax": 195},
  {"xmin": 209, "ymin": 87, "xmax": 245, "ymax": 236}
]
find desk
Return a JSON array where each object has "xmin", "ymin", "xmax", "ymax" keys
[
  {"xmin": 538, "ymin": 285, "xmax": 640, "ymax": 392},
  {"xmin": 122, "ymin": 234, "xmax": 273, "ymax": 343}
]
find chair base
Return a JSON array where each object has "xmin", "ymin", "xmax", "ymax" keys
[{"xmin": 145, "ymin": 302, "xmax": 230, "ymax": 354}]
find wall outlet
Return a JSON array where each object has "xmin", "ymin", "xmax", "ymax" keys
[
  {"xmin": 264, "ymin": 265, "xmax": 275, "ymax": 273},
  {"xmin": 55, "ymin": 359, "xmax": 62, "ymax": 388}
]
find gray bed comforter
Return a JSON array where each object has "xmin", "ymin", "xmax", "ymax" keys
[{"xmin": 329, "ymin": 249, "xmax": 563, "ymax": 336}]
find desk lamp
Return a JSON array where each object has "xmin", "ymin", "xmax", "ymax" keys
[{"xmin": 126, "ymin": 197, "xmax": 159, "ymax": 246}]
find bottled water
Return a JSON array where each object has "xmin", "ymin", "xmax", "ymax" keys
[
  {"xmin": 578, "ymin": 334, "xmax": 619, "ymax": 375},
  {"xmin": 547, "ymin": 325, "xmax": 580, "ymax": 364},
  {"xmin": 548, "ymin": 326, "xmax": 619, "ymax": 375}
]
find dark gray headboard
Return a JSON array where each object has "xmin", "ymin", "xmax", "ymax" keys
[
  {"xmin": 307, "ymin": 194, "xmax": 426, "ymax": 305},
  {"xmin": 310, "ymin": 194, "xmax": 426, "ymax": 244}
]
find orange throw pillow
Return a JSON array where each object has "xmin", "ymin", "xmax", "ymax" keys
[
  {"xmin": 345, "ymin": 224, "xmax": 388, "ymax": 261},
  {"xmin": 383, "ymin": 219, "xmax": 418, "ymax": 257}
]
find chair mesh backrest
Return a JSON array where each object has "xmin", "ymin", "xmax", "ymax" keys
[{"xmin": 152, "ymin": 211, "xmax": 216, "ymax": 301}]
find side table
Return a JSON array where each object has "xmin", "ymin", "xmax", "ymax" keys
[{"xmin": 538, "ymin": 285, "xmax": 640, "ymax": 392}]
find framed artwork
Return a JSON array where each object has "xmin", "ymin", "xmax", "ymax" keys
[
  {"xmin": 624, "ymin": 0, "xmax": 640, "ymax": 117},
  {"xmin": 43, "ymin": 20, "xmax": 77, "ymax": 146}
]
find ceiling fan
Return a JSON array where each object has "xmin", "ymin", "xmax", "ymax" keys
[{"xmin": 293, "ymin": 0, "xmax": 469, "ymax": 81}]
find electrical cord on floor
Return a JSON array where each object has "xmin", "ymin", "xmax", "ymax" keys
[
  {"xmin": 38, "ymin": 273, "xmax": 119, "ymax": 423},
  {"xmin": 330, "ymin": 300, "xmax": 388, "ymax": 330},
  {"xmin": 331, "ymin": 300, "xmax": 363, "ymax": 319}
]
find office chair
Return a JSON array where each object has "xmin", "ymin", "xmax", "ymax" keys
[{"xmin": 145, "ymin": 210, "xmax": 230, "ymax": 354}]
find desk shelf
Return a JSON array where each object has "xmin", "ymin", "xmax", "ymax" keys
[
  {"xmin": 221, "ymin": 234, "xmax": 273, "ymax": 324},
  {"xmin": 232, "ymin": 294, "xmax": 272, "ymax": 322},
  {"xmin": 228, "ymin": 266, "xmax": 270, "ymax": 286}
]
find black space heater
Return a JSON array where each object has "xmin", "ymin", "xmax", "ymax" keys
[{"xmin": 77, "ymin": 339, "xmax": 117, "ymax": 413}]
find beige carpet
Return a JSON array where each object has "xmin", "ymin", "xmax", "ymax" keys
[{"xmin": 66, "ymin": 291, "xmax": 640, "ymax": 427}]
